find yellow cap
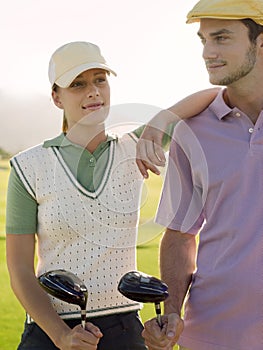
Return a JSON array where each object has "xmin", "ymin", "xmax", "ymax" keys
[
  {"xmin": 187, "ymin": 0, "xmax": 263, "ymax": 25},
  {"xmin": 48, "ymin": 41, "xmax": 117, "ymax": 88}
]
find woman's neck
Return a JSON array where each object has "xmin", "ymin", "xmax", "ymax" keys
[{"xmin": 66, "ymin": 123, "xmax": 107, "ymax": 153}]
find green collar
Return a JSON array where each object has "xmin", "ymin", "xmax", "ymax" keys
[{"xmin": 43, "ymin": 133, "xmax": 117, "ymax": 150}]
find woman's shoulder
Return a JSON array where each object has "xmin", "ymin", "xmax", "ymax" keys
[
  {"xmin": 12, "ymin": 133, "xmax": 64, "ymax": 161},
  {"xmin": 12, "ymin": 143, "xmax": 45, "ymax": 158},
  {"xmin": 117, "ymin": 131, "xmax": 139, "ymax": 144}
]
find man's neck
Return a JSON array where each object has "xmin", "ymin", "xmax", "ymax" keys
[{"xmin": 224, "ymin": 86, "xmax": 263, "ymax": 124}]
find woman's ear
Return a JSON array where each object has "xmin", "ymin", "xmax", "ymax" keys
[{"xmin": 52, "ymin": 90, "xmax": 63, "ymax": 109}]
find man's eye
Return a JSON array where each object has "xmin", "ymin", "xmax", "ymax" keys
[{"xmin": 216, "ymin": 36, "xmax": 227, "ymax": 42}]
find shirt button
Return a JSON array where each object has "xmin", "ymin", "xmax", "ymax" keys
[
  {"xmin": 89, "ymin": 157, "xmax": 96, "ymax": 167},
  {"xmin": 235, "ymin": 112, "xmax": 241, "ymax": 117},
  {"xmin": 248, "ymin": 128, "xmax": 254, "ymax": 133}
]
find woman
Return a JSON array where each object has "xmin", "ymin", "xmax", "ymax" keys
[{"xmin": 6, "ymin": 41, "xmax": 218, "ymax": 350}]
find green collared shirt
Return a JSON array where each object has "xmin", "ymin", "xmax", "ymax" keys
[
  {"xmin": 6, "ymin": 132, "xmax": 119, "ymax": 234},
  {"xmin": 6, "ymin": 124, "xmax": 173, "ymax": 234},
  {"xmin": 44, "ymin": 133, "xmax": 116, "ymax": 192}
]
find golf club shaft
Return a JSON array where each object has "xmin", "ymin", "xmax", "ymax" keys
[
  {"xmin": 155, "ymin": 302, "xmax": 163, "ymax": 328},
  {"xmin": 81, "ymin": 309, "xmax": 86, "ymax": 328}
]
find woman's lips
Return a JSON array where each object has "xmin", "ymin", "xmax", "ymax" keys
[{"xmin": 82, "ymin": 102, "xmax": 103, "ymax": 110}]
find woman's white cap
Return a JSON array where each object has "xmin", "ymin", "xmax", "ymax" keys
[{"xmin": 48, "ymin": 41, "xmax": 117, "ymax": 88}]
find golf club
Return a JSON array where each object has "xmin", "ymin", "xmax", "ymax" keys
[
  {"xmin": 38, "ymin": 269, "xmax": 88, "ymax": 328},
  {"xmin": 118, "ymin": 270, "xmax": 168, "ymax": 327}
]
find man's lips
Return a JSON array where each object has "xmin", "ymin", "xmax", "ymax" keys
[
  {"xmin": 82, "ymin": 102, "xmax": 103, "ymax": 110},
  {"xmin": 206, "ymin": 62, "xmax": 226, "ymax": 71}
]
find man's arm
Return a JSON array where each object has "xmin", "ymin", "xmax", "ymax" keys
[
  {"xmin": 160, "ymin": 229, "xmax": 197, "ymax": 315},
  {"xmin": 136, "ymin": 87, "xmax": 220, "ymax": 178},
  {"xmin": 142, "ymin": 228, "xmax": 197, "ymax": 349}
]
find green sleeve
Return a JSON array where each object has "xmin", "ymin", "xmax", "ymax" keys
[
  {"xmin": 132, "ymin": 122, "xmax": 177, "ymax": 151},
  {"xmin": 132, "ymin": 125, "xmax": 145, "ymax": 139},
  {"xmin": 5, "ymin": 165, "xmax": 37, "ymax": 234}
]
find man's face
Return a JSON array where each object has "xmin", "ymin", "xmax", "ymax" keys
[{"xmin": 198, "ymin": 19, "xmax": 257, "ymax": 86}]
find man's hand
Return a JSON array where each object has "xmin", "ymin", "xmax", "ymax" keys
[
  {"xmin": 142, "ymin": 313, "xmax": 184, "ymax": 349},
  {"xmin": 136, "ymin": 126, "xmax": 166, "ymax": 178},
  {"xmin": 136, "ymin": 108, "xmax": 178, "ymax": 178}
]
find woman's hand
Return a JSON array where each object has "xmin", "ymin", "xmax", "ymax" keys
[{"xmin": 56, "ymin": 322, "xmax": 103, "ymax": 350}]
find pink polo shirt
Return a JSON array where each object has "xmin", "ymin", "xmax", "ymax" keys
[{"xmin": 156, "ymin": 89, "xmax": 263, "ymax": 350}]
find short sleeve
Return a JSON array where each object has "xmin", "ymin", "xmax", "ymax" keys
[{"xmin": 155, "ymin": 127, "xmax": 204, "ymax": 234}]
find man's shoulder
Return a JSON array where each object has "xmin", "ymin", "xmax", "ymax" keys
[{"xmin": 176, "ymin": 110, "xmax": 211, "ymax": 129}]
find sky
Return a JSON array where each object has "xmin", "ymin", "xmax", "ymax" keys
[{"xmin": 0, "ymin": 0, "xmax": 212, "ymax": 153}]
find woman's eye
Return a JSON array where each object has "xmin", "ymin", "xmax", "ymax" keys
[
  {"xmin": 70, "ymin": 81, "xmax": 85, "ymax": 88},
  {"xmin": 96, "ymin": 77, "xmax": 106, "ymax": 84}
]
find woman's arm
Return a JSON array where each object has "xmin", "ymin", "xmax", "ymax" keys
[
  {"xmin": 6, "ymin": 233, "xmax": 102, "ymax": 349},
  {"xmin": 6, "ymin": 168, "xmax": 102, "ymax": 349},
  {"xmin": 136, "ymin": 87, "xmax": 220, "ymax": 178}
]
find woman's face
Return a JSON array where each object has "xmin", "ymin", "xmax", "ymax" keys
[{"xmin": 52, "ymin": 69, "xmax": 111, "ymax": 129}]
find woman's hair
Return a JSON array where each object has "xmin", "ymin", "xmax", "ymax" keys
[
  {"xmin": 241, "ymin": 19, "xmax": 263, "ymax": 43},
  {"xmin": 52, "ymin": 84, "xmax": 68, "ymax": 133},
  {"xmin": 61, "ymin": 114, "xmax": 68, "ymax": 133}
]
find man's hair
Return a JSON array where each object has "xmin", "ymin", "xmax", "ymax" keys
[{"xmin": 241, "ymin": 19, "xmax": 263, "ymax": 43}]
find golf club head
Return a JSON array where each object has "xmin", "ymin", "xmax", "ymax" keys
[
  {"xmin": 38, "ymin": 269, "xmax": 88, "ymax": 309},
  {"xmin": 118, "ymin": 270, "xmax": 169, "ymax": 303}
]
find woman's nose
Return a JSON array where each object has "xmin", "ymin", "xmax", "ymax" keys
[{"xmin": 86, "ymin": 84, "xmax": 100, "ymax": 98}]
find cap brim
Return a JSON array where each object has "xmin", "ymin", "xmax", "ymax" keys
[
  {"xmin": 55, "ymin": 62, "xmax": 117, "ymax": 88},
  {"xmin": 186, "ymin": 14, "xmax": 263, "ymax": 25}
]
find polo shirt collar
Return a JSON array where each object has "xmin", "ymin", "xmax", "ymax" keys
[
  {"xmin": 43, "ymin": 133, "xmax": 117, "ymax": 149},
  {"xmin": 209, "ymin": 88, "xmax": 233, "ymax": 121}
]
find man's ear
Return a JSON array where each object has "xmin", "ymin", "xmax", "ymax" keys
[
  {"xmin": 258, "ymin": 32, "xmax": 263, "ymax": 48},
  {"xmin": 52, "ymin": 90, "xmax": 63, "ymax": 109}
]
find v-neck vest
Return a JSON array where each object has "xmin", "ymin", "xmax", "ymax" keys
[{"xmin": 12, "ymin": 133, "xmax": 144, "ymax": 318}]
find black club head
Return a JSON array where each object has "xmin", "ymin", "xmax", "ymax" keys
[
  {"xmin": 118, "ymin": 270, "xmax": 169, "ymax": 303},
  {"xmin": 38, "ymin": 269, "xmax": 88, "ymax": 309}
]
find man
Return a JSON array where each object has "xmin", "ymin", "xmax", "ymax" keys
[{"xmin": 140, "ymin": 1, "xmax": 263, "ymax": 349}]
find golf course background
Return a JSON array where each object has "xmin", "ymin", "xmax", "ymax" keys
[{"xmin": 0, "ymin": 158, "xmax": 179, "ymax": 349}]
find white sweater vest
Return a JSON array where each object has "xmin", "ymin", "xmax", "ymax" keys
[{"xmin": 12, "ymin": 133, "xmax": 144, "ymax": 319}]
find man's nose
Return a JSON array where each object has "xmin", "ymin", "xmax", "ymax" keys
[{"xmin": 202, "ymin": 42, "xmax": 218, "ymax": 60}]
